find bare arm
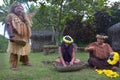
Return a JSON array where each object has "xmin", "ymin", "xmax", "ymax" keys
[
  {"xmin": 58, "ymin": 47, "xmax": 67, "ymax": 67},
  {"xmin": 107, "ymin": 44, "xmax": 114, "ymax": 55},
  {"xmin": 6, "ymin": 24, "xmax": 14, "ymax": 38},
  {"xmin": 6, "ymin": 23, "xmax": 16, "ymax": 42},
  {"xmin": 70, "ymin": 48, "xmax": 75, "ymax": 65},
  {"xmin": 84, "ymin": 46, "xmax": 95, "ymax": 52}
]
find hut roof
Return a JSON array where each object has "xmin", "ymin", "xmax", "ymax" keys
[{"xmin": 31, "ymin": 30, "xmax": 53, "ymax": 39}]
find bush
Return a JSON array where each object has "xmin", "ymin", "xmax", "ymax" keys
[{"xmin": 0, "ymin": 35, "xmax": 8, "ymax": 53}]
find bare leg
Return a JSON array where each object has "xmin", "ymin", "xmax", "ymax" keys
[{"xmin": 74, "ymin": 58, "xmax": 80, "ymax": 63}]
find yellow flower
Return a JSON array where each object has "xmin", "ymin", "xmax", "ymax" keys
[
  {"xmin": 107, "ymin": 52, "xmax": 119, "ymax": 65},
  {"xmin": 95, "ymin": 69, "xmax": 103, "ymax": 74},
  {"xmin": 95, "ymin": 69, "xmax": 119, "ymax": 78}
]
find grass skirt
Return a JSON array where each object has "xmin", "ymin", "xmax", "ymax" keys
[{"xmin": 7, "ymin": 41, "xmax": 31, "ymax": 55}]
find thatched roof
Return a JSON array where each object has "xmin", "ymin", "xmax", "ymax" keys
[
  {"xmin": 108, "ymin": 22, "xmax": 120, "ymax": 34},
  {"xmin": 31, "ymin": 30, "xmax": 54, "ymax": 52}
]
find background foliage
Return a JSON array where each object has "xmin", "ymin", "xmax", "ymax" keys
[
  {"xmin": 0, "ymin": 35, "xmax": 8, "ymax": 52},
  {"xmin": 0, "ymin": 0, "xmax": 120, "ymax": 51}
]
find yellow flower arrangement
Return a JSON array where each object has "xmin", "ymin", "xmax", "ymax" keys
[
  {"xmin": 63, "ymin": 35, "xmax": 73, "ymax": 44},
  {"xmin": 95, "ymin": 52, "xmax": 119, "ymax": 78},
  {"xmin": 107, "ymin": 52, "xmax": 119, "ymax": 65},
  {"xmin": 96, "ymin": 69, "xmax": 119, "ymax": 78}
]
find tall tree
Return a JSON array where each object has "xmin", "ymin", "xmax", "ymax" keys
[
  {"xmin": 1, "ymin": 0, "xmax": 111, "ymax": 43},
  {"xmin": 31, "ymin": 0, "xmax": 110, "ymax": 44}
]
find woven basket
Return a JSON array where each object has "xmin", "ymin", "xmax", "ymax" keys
[
  {"xmin": 15, "ymin": 40, "xmax": 26, "ymax": 47},
  {"xmin": 53, "ymin": 62, "xmax": 88, "ymax": 72}
]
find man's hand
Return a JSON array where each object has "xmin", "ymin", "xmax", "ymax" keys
[
  {"xmin": 89, "ymin": 46, "xmax": 95, "ymax": 50},
  {"xmin": 10, "ymin": 37, "xmax": 16, "ymax": 42},
  {"xmin": 110, "ymin": 52, "xmax": 114, "ymax": 55}
]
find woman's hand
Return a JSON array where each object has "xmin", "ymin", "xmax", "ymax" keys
[
  {"xmin": 70, "ymin": 61, "xmax": 73, "ymax": 66},
  {"xmin": 63, "ymin": 63, "xmax": 67, "ymax": 67}
]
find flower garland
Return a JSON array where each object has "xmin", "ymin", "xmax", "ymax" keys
[
  {"xmin": 96, "ymin": 69, "xmax": 119, "ymax": 78},
  {"xmin": 63, "ymin": 35, "xmax": 73, "ymax": 44},
  {"xmin": 107, "ymin": 52, "xmax": 119, "ymax": 65}
]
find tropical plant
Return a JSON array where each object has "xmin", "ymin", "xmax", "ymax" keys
[
  {"xmin": 0, "ymin": 35, "xmax": 8, "ymax": 52},
  {"xmin": 0, "ymin": 0, "xmax": 36, "ymax": 22},
  {"xmin": 110, "ymin": 2, "xmax": 120, "ymax": 25},
  {"xmin": 1, "ymin": 0, "xmax": 117, "ymax": 45},
  {"xmin": 94, "ymin": 1, "xmax": 120, "ymax": 35},
  {"xmin": 30, "ymin": 0, "xmax": 110, "ymax": 45}
]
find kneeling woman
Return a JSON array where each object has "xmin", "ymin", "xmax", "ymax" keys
[{"xmin": 55, "ymin": 35, "xmax": 80, "ymax": 67}]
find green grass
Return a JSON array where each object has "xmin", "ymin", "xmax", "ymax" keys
[{"xmin": 0, "ymin": 52, "xmax": 119, "ymax": 80}]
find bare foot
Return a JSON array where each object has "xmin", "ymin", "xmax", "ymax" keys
[
  {"xmin": 10, "ymin": 67, "xmax": 18, "ymax": 71},
  {"xmin": 111, "ymin": 66, "xmax": 119, "ymax": 71}
]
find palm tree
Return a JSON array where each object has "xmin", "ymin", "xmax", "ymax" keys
[
  {"xmin": 0, "ymin": 0, "xmax": 33, "ymax": 22},
  {"xmin": 0, "ymin": 0, "xmax": 32, "ymax": 36}
]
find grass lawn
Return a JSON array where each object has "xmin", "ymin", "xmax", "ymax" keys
[{"xmin": 0, "ymin": 51, "xmax": 119, "ymax": 80}]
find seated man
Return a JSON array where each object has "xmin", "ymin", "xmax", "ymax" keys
[
  {"xmin": 84, "ymin": 34, "xmax": 119, "ymax": 70},
  {"xmin": 55, "ymin": 35, "xmax": 80, "ymax": 67}
]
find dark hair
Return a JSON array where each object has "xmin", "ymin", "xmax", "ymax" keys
[
  {"xmin": 9, "ymin": 1, "xmax": 23, "ymax": 13},
  {"xmin": 99, "ymin": 33, "xmax": 106, "ymax": 36}
]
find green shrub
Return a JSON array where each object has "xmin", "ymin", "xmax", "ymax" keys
[{"xmin": 0, "ymin": 35, "xmax": 8, "ymax": 53}]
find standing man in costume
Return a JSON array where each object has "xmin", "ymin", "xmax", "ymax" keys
[
  {"xmin": 84, "ymin": 34, "xmax": 119, "ymax": 70},
  {"xmin": 5, "ymin": 1, "xmax": 37, "ymax": 70}
]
